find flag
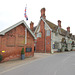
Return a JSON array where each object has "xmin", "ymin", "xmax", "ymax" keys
[{"xmin": 24, "ymin": 6, "xmax": 28, "ymax": 20}]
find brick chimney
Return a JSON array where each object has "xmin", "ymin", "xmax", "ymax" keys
[
  {"xmin": 58, "ymin": 20, "xmax": 61, "ymax": 28},
  {"xmin": 40, "ymin": 8, "xmax": 46, "ymax": 19},
  {"xmin": 30, "ymin": 21, "xmax": 34, "ymax": 31},
  {"xmin": 67, "ymin": 26, "xmax": 70, "ymax": 32}
]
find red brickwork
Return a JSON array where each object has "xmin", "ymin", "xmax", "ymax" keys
[
  {"xmin": 30, "ymin": 21, "xmax": 34, "ymax": 32},
  {"xmin": 35, "ymin": 8, "xmax": 51, "ymax": 53},
  {"xmin": 46, "ymin": 31, "xmax": 51, "ymax": 53},
  {"xmin": 67, "ymin": 27, "xmax": 70, "ymax": 32},
  {"xmin": 0, "ymin": 24, "xmax": 34, "ymax": 62},
  {"xmin": 72, "ymin": 49, "xmax": 75, "ymax": 51},
  {"xmin": 36, "ymin": 20, "xmax": 51, "ymax": 53},
  {"xmin": 58, "ymin": 20, "xmax": 61, "ymax": 28},
  {"xmin": 41, "ymin": 8, "xmax": 46, "ymax": 19},
  {"xmin": 36, "ymin": 20, "xmax": 45, "ymax": 53}
]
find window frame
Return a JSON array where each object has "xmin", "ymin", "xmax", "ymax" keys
[
  {"xmin": 46, "ymin": 30, "xmax": 50, "ymax": 36},
  {"xmin": 37, "ymin": 33, "xmax": 41, "ymax": 37}
]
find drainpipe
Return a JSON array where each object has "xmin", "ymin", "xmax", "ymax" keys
[
  {"xmin": 44, "ymin": 23, "xmax": 46, "ymax": 53},
  {"xmin": 35, "ymin": 40, "xmax": 37, "ymax": 52},
  {"xmin": 51, "ymin": 32, "xmax": 52, "ymax": 52},
  {"xmin": 51, "ymin": 31, "xmax": 52, "ymax": 53},
  {"xmin": 51, "ymin": 31, "xmax": 54, "ymax": 53}
]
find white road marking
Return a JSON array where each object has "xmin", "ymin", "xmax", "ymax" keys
[{"xmin": 62, "ymin": 55, "xmax": 72, "ymax": 63}]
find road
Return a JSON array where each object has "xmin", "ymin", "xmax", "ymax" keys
[{"xmin": 0, "ymin": 51, "xmax": 75, "ymax": 75}]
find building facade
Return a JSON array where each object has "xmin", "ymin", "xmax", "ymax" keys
[
  {"xmin": 0, "ymin": 20, "xmax": 36, "ymax": 62},
  {"xmin": 34, "ymin": 8, "xmax": 75, "ymax": 53}
]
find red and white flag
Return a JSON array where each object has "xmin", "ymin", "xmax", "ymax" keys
[{"xmin": 24, "ymin": 5, "xmax": 28, "ymax": 20}]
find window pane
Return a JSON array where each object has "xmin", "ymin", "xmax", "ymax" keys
[
  {"xmin": 26, "ymin": 48, "xmax": 32, "ymax": 52},
  {"xmin": 54, "ymin": 42, "xmax": 59, "ymax": 49},
  {"xmin": 46, "ymin": 30, "xmax": 50, "ymax": 36},
  {"xmin": 37, "ymin": 33, "xmax": 41, "ymax": 37},
  {"xmin": 37, "ymin": 33, "xmax": 39, "ymax": 37},
  {"xmin": 39, "ymin": 33, "xmax": 41, "ymax": 37}
]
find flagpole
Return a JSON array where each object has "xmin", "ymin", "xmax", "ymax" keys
[
  {"xmin": 24, "ymin": 4, "xmax": 28, "ymax": 44},
  {"xmin": 24, "ymin": 4, "xmax": 28, "ymax": 21}
]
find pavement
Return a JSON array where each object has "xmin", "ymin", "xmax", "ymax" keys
[
  {"xmin": 0, "ymin": 53, "xmax": 51, "ymax": 73},
  {"xmin": 0, "ymin": 51, "xmax": 75, "ymax": 75}
]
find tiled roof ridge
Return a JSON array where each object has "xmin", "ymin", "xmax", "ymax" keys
[
  {"xmin": 46, "ymin": 19, "xmax": 66, "ymax": 32},
  {"xmin": 46, "ymin": 19, "xmax": 57, "ymax": 27}
]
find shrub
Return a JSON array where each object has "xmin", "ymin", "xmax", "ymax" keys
[
  {"xmin": 21, "ymin": 48, "xmax": 25, "ymax": 54},
  {"xmin": 72, "ymin": 45, "xmax": 75, "ymax": 47},
  {"xmin": 0, "ymin": 54, "xmax": 3, "ymax": 62}
]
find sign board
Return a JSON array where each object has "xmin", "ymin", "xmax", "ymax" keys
[{"xmin": 26, "ymin": 48, "xmax": 32, "ymax": 52}]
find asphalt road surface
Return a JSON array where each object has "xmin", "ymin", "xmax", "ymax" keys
[{"xmin": 0, "ymin": 51, "xmax": 75, "ymax": 75}]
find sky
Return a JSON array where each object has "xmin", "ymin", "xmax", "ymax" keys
[{"xmin": 0, "ymin": 0, "xmax": 75, "ymax": 35}]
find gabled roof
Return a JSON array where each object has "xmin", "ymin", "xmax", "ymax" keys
[
  {"xmin": 46, "ymin": 20, "xmax": 57, "ymax": 32},
  {"xmin": 66, "ymin": 31, "xmax": 70, "ymax": 38},
  {"xmin": 34, "ymin": 17, "xmax": 52, "ymax": 34},
  {"xmin": 34, "ymin": 18, "xmax": 66, "ymax": 36},
  {"xmin": 69, "ymin": 33, "xmax": 74, "ymax": 40},
  {"xmin": 0, "ymin": 20, "xmax": 36, "ymax": 39},
  {"xmin": 46, "ymin": 20, "xmax": 67, "ymax": 36},
  {"xmin": 34, "ymin": 17, "xmax": 74, "ymax": 39}
]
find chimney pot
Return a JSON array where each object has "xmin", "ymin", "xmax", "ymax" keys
[
  {"xmin": 30, "ymin": 21, "xmax": 34, "ymax": 31},
  {"xmin": 58, "ymin": 20, "xmax": 61, "ymax": 28},
  {"xmin": 40, "ymin": 8, "xmax": 46, "ymax": 19},
  {"xmin": 67, "ymin": 26, "xmax": 70, "ymax": 32}
]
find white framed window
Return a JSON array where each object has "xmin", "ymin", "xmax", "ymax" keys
[
  {"xmin": 37, "ymin": 33, "xmax": 41, "ymax": 37},
  {"xmin": 46, "ymin": 30, "xmax": 50, "ymax": 36}
]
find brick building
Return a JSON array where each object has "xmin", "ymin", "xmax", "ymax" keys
[
  {"xmin": 0, "ymin": 20, "xmax": 36, "ymax": 62},
  {"xmin": 34, "ymin": 8, "xmax": 75, "ymax": 53},
  {"xmin": 34, "ymin": 8, "xmax": 52, "ymax": 53}
]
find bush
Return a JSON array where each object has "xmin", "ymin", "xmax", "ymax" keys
[
  {"xmin": 72, "ymin": 45, "xmax": 75, "ymax": 47},
  {"xmin": 0, "ymin": 54, "xmax": 3, "ymax": 62},
  {"xmin": 21, "ymin": 48, "xmax": 25, "ymax": 54}
]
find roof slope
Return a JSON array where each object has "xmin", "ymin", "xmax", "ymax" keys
[
  {"xmin": 46, "ymin": 20, "xmax": 67, "ymax": 36},
  {"xmin": 33, "ymin": 26, "xmax": 37, "ymax": 31},
  {"xmin": 0, "ymin": 20, "xmax": 36, "ymax": 39}
]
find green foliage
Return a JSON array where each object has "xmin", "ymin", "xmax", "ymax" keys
[
  {"xmin": 0, "ymin": 54, "xmax": 3, "ymax": 62},
  {"xmin": 72, "ymin": 45, "xmax": 75, "ymax": 47},
  {"xmin": 21, "ymin": 48, "xmax": 25, "ymax": 54},
  {"xmin": 62, "ymin": 45, "xmax": 65, "ymax": 47},
  {"xmin": 62, "ymin": 44, "xmax": 66, "ymax": 47}
]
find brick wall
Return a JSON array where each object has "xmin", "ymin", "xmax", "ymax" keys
[
  {"xmin": 36, "ymin": 20, "xmax": 51, "ymax": 53},
  {"xmin": 46, "ymin": 31, "xmax": 51, "ymax": 53},
  {"xmin": 0, "ymin": 24, "xmax": 34, "ymax": 62},
  {"xmin": 36, "ymin": 20, "xmax": 45, "ymax": 52}
]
